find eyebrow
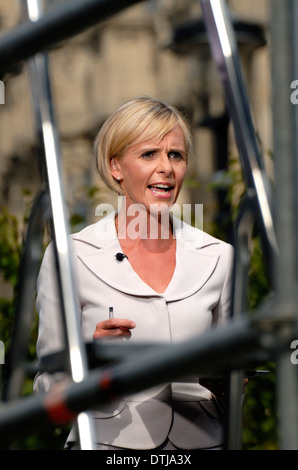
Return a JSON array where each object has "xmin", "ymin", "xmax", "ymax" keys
[{"xmin": 139, "ymin": 145, "xmax": 186, "ymax": 155}]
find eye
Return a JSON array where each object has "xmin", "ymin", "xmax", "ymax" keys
[
  {"xmin": 141, "ymin": 150, "xmax": 156, "ymax": 159},
  {"xmin": 168, "ymin": 151, "xmax": 184, "ymax": 161}
]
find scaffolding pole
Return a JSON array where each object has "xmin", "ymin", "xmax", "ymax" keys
[
  {"xmin": 199, "ymin": 0, "xmax": 278, "ymax": 449},
  {"xmin": 0, "ymin": 0, "xmax": 297, "ymax": 450},
  {"xmin": 270, "ymin": 0, "xmax": 298, "ymax": 450},
  {"xmin": 0, "ymin": 0, "xmax": 144, "ymax": 76}
]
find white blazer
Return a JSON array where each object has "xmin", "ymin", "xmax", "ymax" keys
[{"xmin": 34, "ymin": 212, "xmax": 234, "ymax": 449}]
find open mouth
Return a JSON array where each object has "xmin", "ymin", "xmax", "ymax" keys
[
  {"xmin": 147, "ymin": 184, "xmax": 174, "ymax": 192},
  {"xmin": 147, "ymin": 183, "xmax": 175, "ymax": 199}
]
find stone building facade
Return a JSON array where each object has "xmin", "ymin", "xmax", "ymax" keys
[{"xmin": 0, "ymin": 0, "xmax": 271, "ymax": 237}]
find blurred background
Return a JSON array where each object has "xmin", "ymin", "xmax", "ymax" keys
[{"xmin": 0, "ymin": 0, "xmax": 277, "ymax": 449}]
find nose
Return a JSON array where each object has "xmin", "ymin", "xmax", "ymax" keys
[{"xmin": 157, "ymin": 153, "xmax": 173, "ymax": 176}]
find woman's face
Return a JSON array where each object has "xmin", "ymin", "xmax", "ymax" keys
[{"xmin": 111, "ymin": 125, "xmax": 187, "ymax": 213}]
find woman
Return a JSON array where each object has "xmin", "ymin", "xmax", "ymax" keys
[{"xmin": 34, "ymin": 96, "xmax": 234, "ymax": 450}]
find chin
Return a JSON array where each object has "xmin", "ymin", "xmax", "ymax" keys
[{"xmin": 147, "ymin": 201, "xmax": 175, "ymax": 216}]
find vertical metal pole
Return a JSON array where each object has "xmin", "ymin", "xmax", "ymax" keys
[
  {"xmin": 199, "ymin": 0, "xmax": 277, "ymax": 449},
  {"xmin": 270, "ymin": 0, "xmax": 298, "ymax": 450},
  {"xmin": 226, "ymin": 199, "xmax": 255, "ymax": 449},
  {"xmin": 20, "ymin": 0, "xmax": 96, "ymax": 449}
]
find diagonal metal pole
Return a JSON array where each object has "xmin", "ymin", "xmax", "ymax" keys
[
  {"xmin": 199, "ymin": 0, "xmax": 278, "ymax": 449},
  {"xmin": 199, "ymin": 0, "xmax": 278, "ymax": 267},
  {"xmin": 20, "ymin": 0, "xmax": 96, "ymax": 449},
  {"xmin": 0, "ymin": 315, "xmax": 271, "ymax": 444}
]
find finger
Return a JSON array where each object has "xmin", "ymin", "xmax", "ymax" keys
[
  {"xmin": 93, "ymin": 326, "xmax": 124, "ymax": 339},
  {"xmin": 93, "ymin": 319, "xmax": 136, "ymax": 339},
  {"xmin": 106, "ymin": 327, "xmax": 131, "ymax": 338},
  {"xmin": 104, "ymin": 319, "xmax": 136, "ymax": 330},
  {"xmin": 95, "ymin": 327, "xmax": 133, "ymax": 340}
]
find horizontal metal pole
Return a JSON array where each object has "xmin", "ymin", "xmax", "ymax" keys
[
  {"xmin": 0, "ymin": 0, "xmax": 144, "ymax": 75},
  {"xmin": 0, "ymin": 315, "xmax": 285, "ymax": 443}
]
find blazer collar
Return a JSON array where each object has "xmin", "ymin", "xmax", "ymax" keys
[
  {"xmin": 73, "ymin": 211, "xmax": 219, "ymax": 250},
  {"xmin": 72, "ymin": 211, "xmax": 221, "ymax": 300}
]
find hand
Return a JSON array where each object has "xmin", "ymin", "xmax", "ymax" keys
[
  {"xmin": 93, "ymin": 318, "xmax": 136, "ymax": 340},
  {"xmin": 199, "ymin": 378, "xmax": 226, "ymax": 401},
  {"xmin": 199, "ymin": 377, "xmax": 249, "ymax": 401}
]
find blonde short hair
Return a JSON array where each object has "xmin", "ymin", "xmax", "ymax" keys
[{"xmin": 94, "ymin": 96, "xmax": 192, "ymax": 194}]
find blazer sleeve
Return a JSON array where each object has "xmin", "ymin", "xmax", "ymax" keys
[
  {"xmin": 33, "ymin": 242, "xmax": 79, "ymax": 393},
  {"xmin": 212, "ymin": 242, "xmax": 234, "ymax": 326}
]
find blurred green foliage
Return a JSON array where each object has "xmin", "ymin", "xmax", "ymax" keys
[
  {"xmin": 209, "ymin": 159, "xmax": 278, "ymax": 450},
  {"xmin": 0, "ymin": 197, "xmax": 69, "ymax": 449},
  {"xmin": 0, "ymin": 207, "xmax": 22, "ymax": 353},
  {"xmin": 242, "ymin": 238, "xmax": 277, "ymax": 450}
]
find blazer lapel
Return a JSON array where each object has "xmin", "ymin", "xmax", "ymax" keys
[
  {"xmin": 72, "ymin": 212, "xmax": 158, "ymax": 296},
  {"xmin": 164, "ymin": 217, "xmax": 220, "ymax": 300},
  {"xmin": 72, "ymin": 212, "xmax": 221, "ymax": 299}
]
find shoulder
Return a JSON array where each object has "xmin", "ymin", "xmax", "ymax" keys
[
  {"xmin": 41, "ymin": 212, "xmax": 117, "ymax": 264},
  {"xmin": 173, "ymin": 215, "xmax": 233, "ymax": 255},
  {"xmin": 71, "ymin": 211, "xmax": 117, "ymax": 248}
]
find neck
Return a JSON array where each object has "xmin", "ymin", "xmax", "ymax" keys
[{"xmin": 115, "ymin": 204, "xmax": 174, "ymax": 245}]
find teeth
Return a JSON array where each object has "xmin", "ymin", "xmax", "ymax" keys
[{"xmin": 149, "ymin": 184, "xmax": 172, "ymax": 190}]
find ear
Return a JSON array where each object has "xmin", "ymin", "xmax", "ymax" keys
[{"xmin": 110, "ymin": 157, "xmax": 122, "ymax": 181}]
